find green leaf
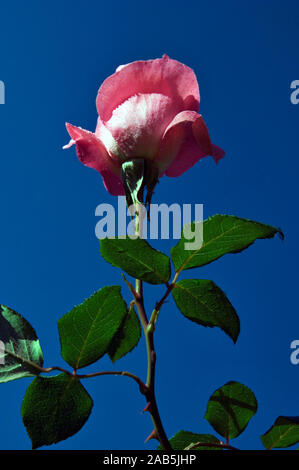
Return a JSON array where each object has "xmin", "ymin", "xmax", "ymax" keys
[
  {"xmin": 171, "ymin": 215, "xmax": 283, "ymax": 272},
  {"xmin": 205, "ymin": 381, "xmax": 257, "ymax": 439},
  {"xmin": 100, "ymin": 237, "xmax": 171, "ymax": 284},
  {"xmin": 0, "ymin": 305, "xmax": 43, "ymax": 383},
  {"xmin": 58, "ymin": 286, "xmax": 127, "ymax": 369},
  {"xmin": 108, "ymin": 304, "xmax": 141, "ymax": 362},
  {"xmin": 172, "ymin": 279, "xmax": 240, "ymax": 343},
  {"xmin": 261, "ymin": 416, "xmax": 299, "ymax": 449},
  {"xmin": 21, "ymin": 373, "xmax": 93, "ymax": 449},
  {"xmin": 158, "ymin": 431, "xmax": 221, "ymax": 450}
]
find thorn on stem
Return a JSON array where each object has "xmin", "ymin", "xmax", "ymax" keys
[
  {"xmin": 144, "ymin": 429, "xmax": 159, "ymax": 443},
  {"xmin": 141, "ymin": 402, "xmax": 151, "ymax": 414}
]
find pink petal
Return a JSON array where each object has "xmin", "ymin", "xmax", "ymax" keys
[
  {"xmin": 100, "ymin": 169, "xmax": 125, "ymax": 196},
  {"xmin": 64, "ymin": 123, "xmax": 124, "ymax": 196},
  {"xmin": 94, "ymin": 116, "xmax": 125, "ymax": 162},
  {"xmin": 154, "ymin": 111, "xmax": 224, "ymax": 177},
  {"xmin": 105, "ymin": 93, "xmax": 179, "ymax": 160},
  {"xmin": 191, "ymin": 115, "xmax": 213, "ymax": 155},
  {"xmin": 211, "ymin": 144, "xmax": 225, "ymax": 163},
  {"xmin": 97, "ymin": 55, "xmax": 200, "ymax": 123}
]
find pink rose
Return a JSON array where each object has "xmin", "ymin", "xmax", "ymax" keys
[{"xmin": 64, "ymin": 55, "xmax": 224, "ymax": 196}]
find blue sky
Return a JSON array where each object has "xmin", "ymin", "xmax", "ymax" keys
[{"xmin": 0, "ymin": 0, "xmax": 298, "ymax": 450}]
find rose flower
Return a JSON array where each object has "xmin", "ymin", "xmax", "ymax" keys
[{"xmin": 64, "ymin": 55, "xmax": 224, "ymax": 196}]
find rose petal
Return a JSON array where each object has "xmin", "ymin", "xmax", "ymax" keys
[
  {"xmin": 154, "ymin": 111, "xmax": 204, "ymax": 173},
  {"xmin": 100, "ymin": 169, "xmax": 125, "ymax": 196},
  {"xmin": 105, "ymin": 93, "xmax": 179, "ymax": 160},
  {"xmin": 97, "ymin": 55, "xmax": 200, "ymax": 123},
  {"xmin": 192, "ymin": 115, "xmax": 213, "ymax": 155},
  {"xmin": 154, "ymin": 111, "xmax": 224, "ymax": 177},
  {"xmin": 64, "ymin": 123, "xmax": 124, "ymax": 195},
  {"xmin": 95, "ymin": 116, "xmax": 125, "ymax": 162},
  {"xmin": 211, "ymin": 144, "xmax": 225, "ymax": 163}
]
